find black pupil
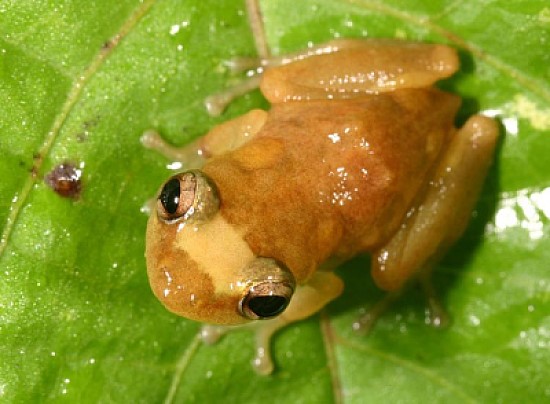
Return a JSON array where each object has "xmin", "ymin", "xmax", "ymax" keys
[
  {"xmin": 248, "ymin": 295, "xmax": 288, "ymax": 318},
  {"xmin": 160, "ymin": 177, "xmax": 180, "ymax": 214}
]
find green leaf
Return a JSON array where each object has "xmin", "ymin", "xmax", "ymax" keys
[{"xmin": 1, "ymin": 0, "xmax": 549, "ymax": 402}]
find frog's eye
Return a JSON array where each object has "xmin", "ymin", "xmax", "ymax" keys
[
  {"xmin": 239, "ymin": 258, "xmax": 295, "ymax": 320},
  {"xmin": 157, "ymin": 170, "xmax": 219, "ymax": 223},
  {"xmin": 240, "ymin": 284, "xmax": 293, "ymax": 319}
]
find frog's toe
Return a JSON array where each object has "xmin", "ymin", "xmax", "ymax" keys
[
  {"xmin": 424, "ymin": 303, "xmax": 450, "ymax": 328},
  {"xmin": 204, "ymin": 76, "xmax": 261, "ymax": 117},
  {"xmin": 224, "ymin": 56, "xmax": 262, "ymax": 73},
  {"xmin": 420, "ymin": 274, "xmax": 450, "ymax": 329},
  {"xmin": 352, "ymin": 290, "xmax": 401, "ymax": 335},
  {"xmin": 252, "ymin": 346, "xmax": 275, "ymax": 375},
  {"xmin": 200, "ymin": 324, "xmax": 228, "ymax": 345},
  {"xmin": 353, "ymin": 275, "xmax": 451, "ymax": 335}
]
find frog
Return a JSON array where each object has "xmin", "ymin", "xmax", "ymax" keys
[{"xmin": 142, "ymin": 38, "xmax": 499, "ymax": 375}]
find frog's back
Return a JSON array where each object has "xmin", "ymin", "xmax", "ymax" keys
[{"xmin": 203, "ymin": 88, "xmax": 460, "ymax": 281}]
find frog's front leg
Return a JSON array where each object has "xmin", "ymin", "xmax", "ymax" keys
[
  {"xmin": 202, "ymin": 271, "xmax": 344, "ymax": 375},
  {"xmin": 141, "ymin": 109, "xmax": 267, "ymax": 167}
]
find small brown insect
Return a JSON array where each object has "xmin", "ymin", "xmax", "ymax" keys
[{"xmin": 44, "ymin": 162, "xmax": 83, "ymax": 199}]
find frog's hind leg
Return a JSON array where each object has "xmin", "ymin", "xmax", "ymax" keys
[
  {"xmin": 259, "ymin": 39, "xmax": 459, "ymax": 103},
  {"xmin": 210, "ymin": 1, "xmax": 459, "ymax": 113},
  {"xmin": 371, "ymin": 115, "xmax": 499, "ymax": 292},
  {"xmin": 354, "ymin": 115, "xmax": 499, "ymax": 333},
  {"xmin": 207, "ymin": 38, "xmax": 459, "ymax": 114}
]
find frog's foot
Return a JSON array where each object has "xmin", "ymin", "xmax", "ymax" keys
[
  {"xmin": 204, "ymin": 49, "xmax": 275, "ymax": 116},
  {"xmin": 199, "ymin": 320, "xmax": 283, "ymax": 375},
  {"xmin": 200, "ymin": 324, "xmax": 232, "ymax": 344},
  {"xmin": 204, "ymin": 76, "xmax": 262, "ymax": 117},
  {"xmin": 200, "ymin": 271, "xmax": 344, "ymax": 375},
  {"xmin": 352, "ymin": 290, "xmax": 401, "ymax": 335},
  {"xmin": 204, "ymin": 42, "xmax": 347, "ymax": 116},
  {"xmin": 140, "ymin": 197, "xmax": 156, "ymax": 216},
  {"xmin": 420, "ymin": 274, "xmax": 450, "ymax": 328},
  {"xmin": 353, "ymin": 277, "xmax": 450, "ymax": 335},
  {"xmin": 140, "ymin": 130, "xmax": 207, "ymax": 169}
]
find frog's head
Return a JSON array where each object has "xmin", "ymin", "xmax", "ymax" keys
[{"xmin": 145, "ymin": 170, "xmax": 295, "ymax": 324}]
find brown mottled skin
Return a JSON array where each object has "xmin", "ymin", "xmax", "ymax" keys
[
  {"xmin": 203, "ymin": 89, "xmax": 460, "ymax": 283},
  {"xmin": 144, "ymin": 39, "xmax": 499, "ymax": 374},
  {"xmin": 147, "ymin": 228, "xmax": 241, "ymax": 324}
]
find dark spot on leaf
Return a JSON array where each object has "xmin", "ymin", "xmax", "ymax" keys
[
  {"xmin": 76, "ymin": 116, "xmax": 100, "ymax": 142},
  {"xmin": 76, "ymin": 132, "xmax": 88, "ymax": 142},
  {"xmin": 44, "ymin": 162, "xmax": 83, "ymax": 199},
  {"xmin": 102, "ymin": 40, "xmax": 114, "ymax": 50},
  {"xmin": 102, "ymin": 35, "xmax": 120, "ymax": 51},
  {"xmin": 83, "ymin": 116, "xmax": 99, "ymax": 129}
]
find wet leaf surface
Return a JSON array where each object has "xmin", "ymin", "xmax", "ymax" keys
[{"xmin": 1, "ymin": 0, "xmax": 549, "ymax": 402}]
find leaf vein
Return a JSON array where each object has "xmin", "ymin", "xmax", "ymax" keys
[
  {"xmin": 340, "ymin": 337, "xmax": 479, "ymax": 403},
  {"xmin": 0, "ymin": 36, "xmax": 73, "ymax": 79},
  {"xmin": 320, "ymin": 311, "xmax": 343, "ymax": 404},
  {"xmin": 0, "ymin": 0, "xmax": 157, "ymax": 259},
  {"xmin": 164, "ymin": 334, "xmax": 202, "ymax": 404}
]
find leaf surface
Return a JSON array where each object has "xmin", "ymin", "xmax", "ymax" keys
[{"xmin": 1, "ymin": 0, "xmax": 549, "ymax": 403}]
